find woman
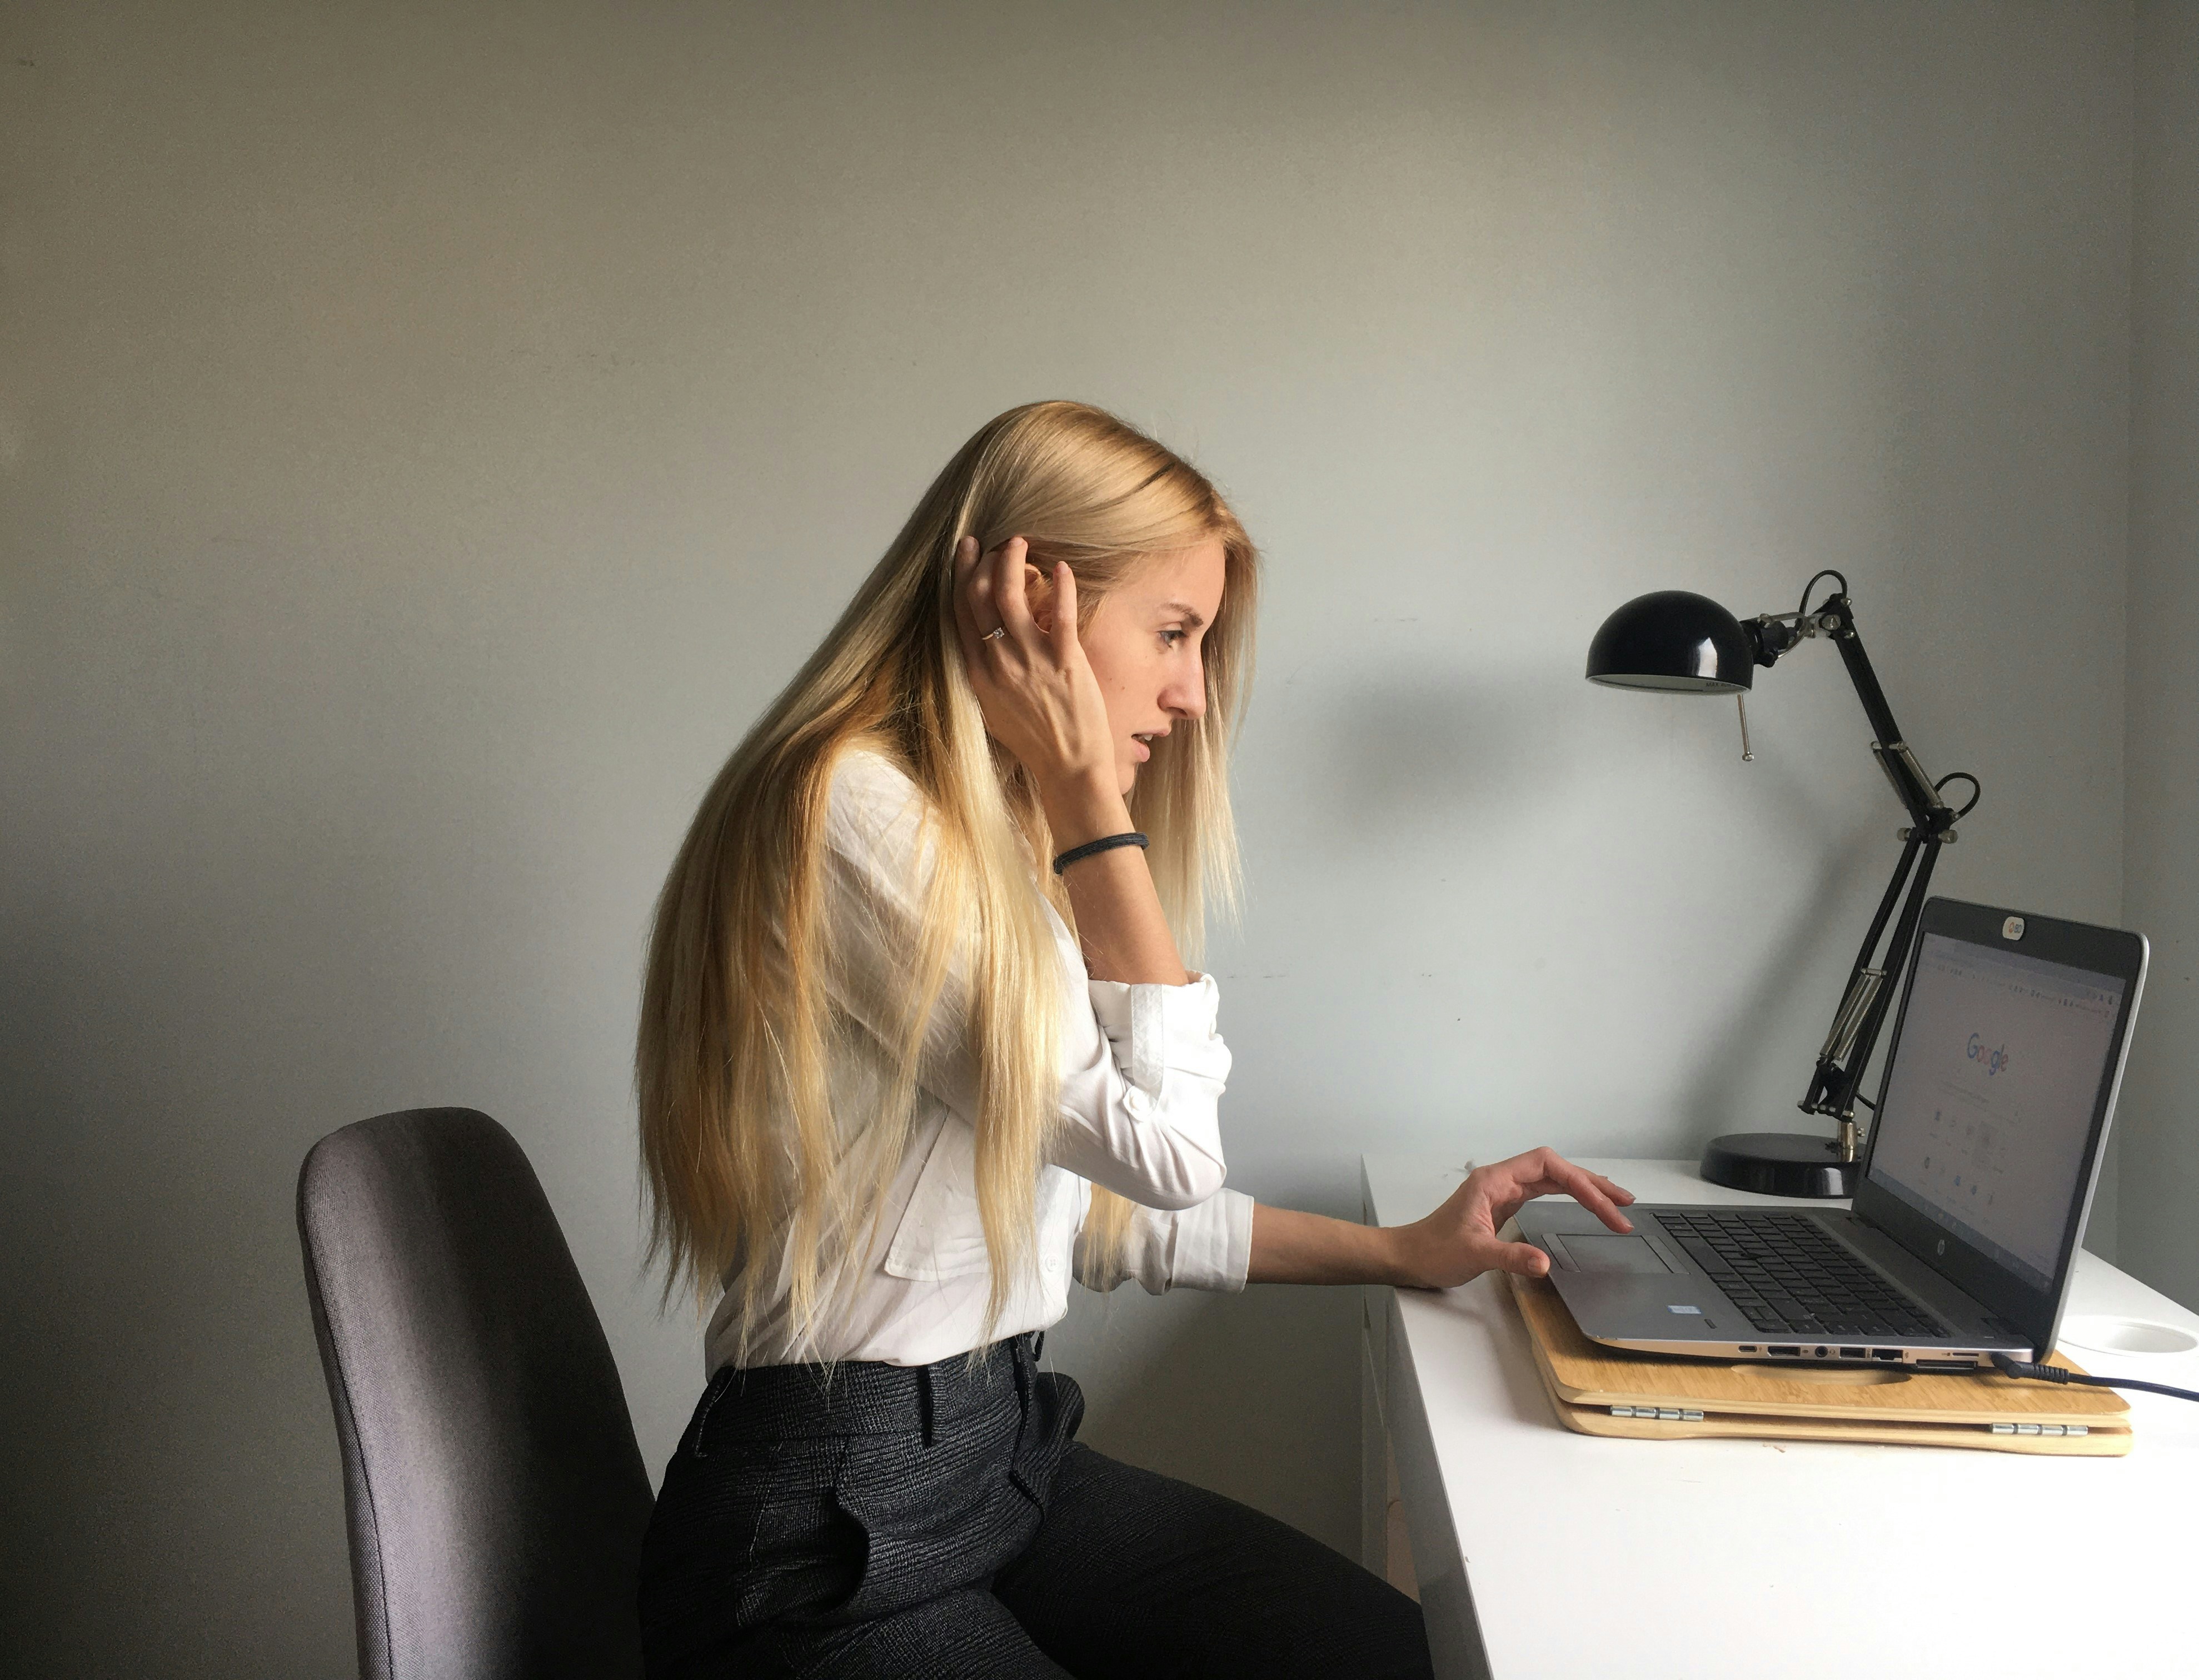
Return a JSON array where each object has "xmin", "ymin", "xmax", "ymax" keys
[{"xmin": 636, "ymin": 401, "xmax": 1635, "ymax": 1678}]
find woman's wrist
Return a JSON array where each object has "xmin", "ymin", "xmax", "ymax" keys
[
  {"xmin": 1037, "ymin": 769, "xmax": 1133, "ymax": 853},
  {"xmin": 1374, "ymin": 1221, "xmax": 1429, "ymax": 1289},
  {"xmin": 1247, "ymin": 1203, "xmax": 1433, "ymax": 1287}
]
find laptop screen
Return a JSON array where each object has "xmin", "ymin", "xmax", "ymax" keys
[{"xmin": 1863, "ymin": 931, "xmax": 2127, "ymax": 1292}]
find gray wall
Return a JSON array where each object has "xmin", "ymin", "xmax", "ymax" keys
[
  {"xmin": 2120, "ymin": 1, "xmax": 2199, "ymax": 1312},
  {"xmin": 0, "ymin": 3, "xmax": 2148, "ymax": 1674}
]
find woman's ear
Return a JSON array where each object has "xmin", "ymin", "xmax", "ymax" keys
[{"xmin": 1023, "ymin": 562, "xmax": 1057, "ymax": 634}]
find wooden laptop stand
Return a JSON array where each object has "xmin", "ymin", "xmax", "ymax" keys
[{"xmin": 1507, "ymin": 1270, "xmax": 2131, "ymax": 1456}]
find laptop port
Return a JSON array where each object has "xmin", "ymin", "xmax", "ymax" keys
[
  {"xmin": 1814, "ymin": 1347, "xmax": 1829, "ymax": 1358},
  {"xmin": 1737, "ymin": 1345, "xmax": 1757, "ymax": 1353},
  {"xmin": 1768, "ymin": 1345, "xmax": 1800, "ymax": 1356},
  {"xmin": 1839, "ymin": 1348, "xmax": 1867, "ymax": 1360},
  {"xmin": 1872, "ymin": 1348, "xmax": 1903, "ymax": 1362}
]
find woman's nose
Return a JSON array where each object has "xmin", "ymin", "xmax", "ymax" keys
[{"xmin": 1163, "ymin": 667, "xmax": 1208, "ymax": 721}]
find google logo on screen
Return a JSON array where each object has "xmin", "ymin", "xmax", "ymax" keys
[{"xmin": 1967, "ymin": 1034, "xmax": 2012, "ymax": 1076}]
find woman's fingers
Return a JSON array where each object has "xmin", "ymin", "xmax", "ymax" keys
[
  {"xmin": 1493, "ymin": 1238, "xmax": 1553, "ymax": 1278},
  {"xmin": 954, "ymin": 536, "xmax": 1074, "ymax": 671},
  {"xmin": 1410, "ymin": 1149, "xmax": 1641, "ymax": 1292},
  {"xmin": 992, "ymin": 537, "xmax": 1039, "ymax": 649},
  {"xmin": 1523, "ymin": 1154, "xmax": 1634, "ymax": 1232},
  {"xmin": 1050, "ymin": 561, "xmax": 1080, "ymax": 660},
  {"xmin": 1552, "ymin": 1160, "xmax": 1636, "ymax": 1232},
  {"xmin": 950, "ymin": 536, "xmax": 987, "ymax": 656},
  {"xmin": 1414, "ymin": 1215, "xmax": 1551, "ymax": 1289},
  {"xmin": 943, "ymin": 532, "xmax": 1115, "ymax": 791},
  {"xmin": 1474, "ymin": 1149, "xmax": 1634, "ymax": 1233},
  {"xmin": 971, "ymin": 545, "xmax": 1001, "ymax": 644}
]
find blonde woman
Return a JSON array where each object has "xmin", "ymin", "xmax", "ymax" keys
[{"xmin": 636, "ymin": 401, "xmax": 1636, "ymax": 1679}]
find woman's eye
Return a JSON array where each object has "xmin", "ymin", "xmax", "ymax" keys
[{"xmin": 1160, "ymin": 628, "xmax": 1186, "ymax": 649}]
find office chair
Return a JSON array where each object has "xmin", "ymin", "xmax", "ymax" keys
[{"xmin": 297, "ymin": 1107, "xmax": 655, "ymax": 1680}]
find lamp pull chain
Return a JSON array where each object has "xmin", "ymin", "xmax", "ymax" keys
[{"xmin": 1737, "ymin": 692, "xmax": 1754, "ymax": 762}]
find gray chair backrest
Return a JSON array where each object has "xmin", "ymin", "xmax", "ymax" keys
[{"xmin": 298, "ymin": 1108, "xmax": 654, "ymax": 1680}]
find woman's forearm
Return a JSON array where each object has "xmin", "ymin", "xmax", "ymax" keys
[
  {"xmin": 1041, "ymin": 770, "xmax": 1189, "ymax": 986},
  {"xmin": 1246, "ymin": 1202, "xmax": 1414, "ymax": 1286}
]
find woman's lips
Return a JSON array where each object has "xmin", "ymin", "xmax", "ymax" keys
[{"xmin": 1130, "ymin": 737, "xmax": 1151, "ymax": 763}]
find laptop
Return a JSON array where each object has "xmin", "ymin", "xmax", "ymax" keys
[{"xmin": 1515, "ymin": 898, "xmax": 2147, "ymax": 1369}]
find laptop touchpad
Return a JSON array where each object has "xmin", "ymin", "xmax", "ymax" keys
[{"xmin": 1560, "ymin": 1234, "xmax": 1673, "ymax": 1274}]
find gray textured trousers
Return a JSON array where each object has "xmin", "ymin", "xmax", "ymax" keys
[{"xmin": 639, "ymin": 1333, "xmax": 1433, "ymax": 1679}]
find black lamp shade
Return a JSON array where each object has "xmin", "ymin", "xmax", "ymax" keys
[{"xmin": 1585, "ymin": 589, "xmax": 1755, "ymax": 693}]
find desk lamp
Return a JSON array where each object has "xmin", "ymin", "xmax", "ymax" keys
[{"xmin": 1585, "ymin": 570, "xmax": 1980, "ymax": 1197}]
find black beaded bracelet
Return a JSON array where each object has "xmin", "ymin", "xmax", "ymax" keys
[{"xmin": 1051, "ymin": 831, "xmax": 1149, "ymax": 875}]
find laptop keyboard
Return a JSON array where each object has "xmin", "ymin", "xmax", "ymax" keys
[{"xmin": 1654, "ymin": 1211, "xmax": 1945, "ymax": 1340}]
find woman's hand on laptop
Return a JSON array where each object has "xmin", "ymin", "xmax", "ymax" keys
[
  {"xmin": 1392, "ymin": 1149, "xmax": 1636, "ymax": 1290},
  {"xmin": 1242, "ymin": 1149, "xmax": 1634, "ymax": 1288}
]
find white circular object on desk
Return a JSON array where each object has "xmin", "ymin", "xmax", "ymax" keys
[{"xmin": 2057, "ymin": 1315, "xmax": 2199, "ymax": 1356}]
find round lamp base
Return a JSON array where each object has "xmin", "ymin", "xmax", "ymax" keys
[{"xmin": 1700, "ymin": 1132, "xmax": 1857, "ymax": 1199}]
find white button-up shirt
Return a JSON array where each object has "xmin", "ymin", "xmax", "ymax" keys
[{"xmin": 705, "ymin": 749, "xmax": 1254, "ymax": 1372}]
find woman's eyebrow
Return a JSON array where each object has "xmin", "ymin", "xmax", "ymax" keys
[{"xmin": 1158, "ymin": 601, "xmax": 1207, "ymax": 629}]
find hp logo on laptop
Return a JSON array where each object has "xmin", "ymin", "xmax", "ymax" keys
[{"xmin": 2002, "ymin": 916, "xmax": 2026, "ymax": 940}]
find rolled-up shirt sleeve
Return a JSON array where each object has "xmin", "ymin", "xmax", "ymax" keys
[
  {"xmin": 1074, "ymin": 1182, "xmax": 1255, "ymax": 1294},
  {"xmin": 822, "ymin": 756, "xmax": 1240, "ymax": 1214},
  {"xmin": 1045, "ymin": 971, "xmax": 1234, "ymax": 1210},
  {"xmin": 820, "ymin": 750, "xmax": 1239, "ymax": 1218}
]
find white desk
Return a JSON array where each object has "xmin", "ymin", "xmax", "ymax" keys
[{"xmin": 1360, "ymin": 1156, "xmax": 2199, "ymax": 1680}]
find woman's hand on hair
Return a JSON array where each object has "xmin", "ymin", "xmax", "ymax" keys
[
  {"xmin": 1388, "ymin": 1149, "xmax": 1637, "ymax": 1289},
  {"xmin": 953, "ymin": 536, "xmax": 1125, "ymax": 838}
]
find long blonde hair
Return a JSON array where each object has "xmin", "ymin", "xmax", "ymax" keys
[{"xmin": 639, "ymin": 401, "xmax": 1258, "ymax": 1359}]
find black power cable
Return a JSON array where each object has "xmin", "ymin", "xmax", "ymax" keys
[
  {"xmin": 1990, "ymin": 1353, "xmax": 2199, "ymax": 1404},
  {"xmin": 1933, "ymin": 770, "xmax": 1982, "ymax": 820}
]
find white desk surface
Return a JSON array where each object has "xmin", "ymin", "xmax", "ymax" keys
[{"xmin": 1363, "ymin": 1155, "xmax": 2199, "ymax": 1680}]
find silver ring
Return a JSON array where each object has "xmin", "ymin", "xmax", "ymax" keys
[{"xmin": 981, "ymin": 626, "xmax": 1006, "ymax": 642}]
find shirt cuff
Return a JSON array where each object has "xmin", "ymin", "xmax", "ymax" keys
[
  {"xmin": 1174, "ymin": 1187, "xmax": 1255, "ymax": 1293},
  {"xmin": 1086, "ymin": 972, "xmax": 1224, "ymax": 1097},
  {"xmin": 1086, "ymin": 1186, "xmax": 1255, "ymax": 1295}
]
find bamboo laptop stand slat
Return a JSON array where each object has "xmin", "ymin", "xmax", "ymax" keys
[{"xmin": 1506, "ymin": 1270, "xmax": 2131, "ymax": 1456}]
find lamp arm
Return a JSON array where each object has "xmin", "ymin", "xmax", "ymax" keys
[
  {"xmin": 1752, "ymin": 592, "xmax": 1951, "ymax": 832},
  {"xmin": 1775, "ymin": 591, "xmax": 1971, "ymax": 1158},
  {"xmin": 1819, "ymin": 596, "xmax": 1952, "ymax": 832},
  {"xmin": 1824, "ymin": 607, "xmax": 1904, "ymax": 757},
  {"xmin": 1799, "ymin": 837, "xmax": 1945, "ymax": 1150}
]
